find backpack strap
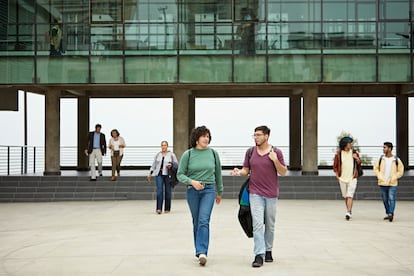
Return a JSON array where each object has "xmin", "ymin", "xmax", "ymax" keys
[{"xmin": 378, "ymin": 154, "xmax": 399, "ymax": 171}]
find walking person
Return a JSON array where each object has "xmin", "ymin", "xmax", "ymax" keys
[
  {"xmin": 177, "ymin": 126, "xmax": 223, "ymax": 266},
  {"xmin": 333, "ymin": 136, "xmax": 362, "ymax": 220},
  {"xmin": 231, "ymin": 125, "xmax": 287, "ymax": 268},
  {"xmin": 373, "ymin": 142, "xmax": 404, "ymax": 222},
  {"xmin": 147, "ymin": 141, "xmax": 178, "ymax": 214},
  {"xmin": 108, "ymin": 129, "xmax": 126, "ymax": 181},
  {"xmin": 85, "ymin": 124, "xmax": 106, "ymax": 181}
]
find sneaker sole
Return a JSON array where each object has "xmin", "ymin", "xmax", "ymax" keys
[{"xmin": 199, "ymin": 256, "xmax": 207, "ymax": 266}]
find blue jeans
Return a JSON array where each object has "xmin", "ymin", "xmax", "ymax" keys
[
  {"xmin": 250, "ymin": 193, "xmax": 278, "ymax": 258},
  {"xmin": 186, "ymin": 184, "xmax": 216, "ymax": 256},
  {"xmin": 156, "ymin": 175, "xmax": 171, "ymax": 211},
  {"xmin": 380, "ymin": 186, "xmax": 397, "ymax": 216}
]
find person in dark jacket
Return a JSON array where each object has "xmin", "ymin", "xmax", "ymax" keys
[{"xmin": 85, "ymin": 124, "xmax": 106, "ymax": 181}]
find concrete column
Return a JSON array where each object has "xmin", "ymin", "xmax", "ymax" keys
[
  {"xmin": 44, "ymin": 90, "xmax": 61, "ymax": 175},
  {"xmin": 77, "ymin": 96, "xmax": 90, "ymax": 170},
  {"xmin": 396, "ymin": 94, "xmax": 409, "ymax": 170},
  {"xmin": 302, "ymin": 87, "xmax": 318, "ymax": 175},
  {"xmin": 173, "ymin": 89, "xmax": 195, "ymax": 159},
  {"xmin": 289, "ymin": 94, "xmax": 302, "ymax": 170}
]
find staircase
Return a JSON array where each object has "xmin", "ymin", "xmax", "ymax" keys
[{"xmin": 0, "ymin": 175, "xmax": 413, "ymax": 202}]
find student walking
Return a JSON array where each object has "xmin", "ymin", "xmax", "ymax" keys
[
  {"xmin": 333, "ymin": 136, "xmax": 362, "ymax": 220},
  {"xmin": 108, "ymin": 129, "xmax": 126, "ymax": 181},
  {"xmin": 231, "ymin": 125, "xmax": 287, "ymax": 268},
  {"xmin": 177, "ymin": 126, "xmax": 223, "ymax": 266},
  {"xmin": 147, "ymin": 141, "xmax": 178, "ymax": 214},
  {"xmin": 373, "ymin": 142, "xmax": 404, "ymax": 222}
]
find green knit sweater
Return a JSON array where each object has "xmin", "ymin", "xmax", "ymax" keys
[{"xmin": 177, "ymin": 147, "xmax": 223, "ymax": 196}]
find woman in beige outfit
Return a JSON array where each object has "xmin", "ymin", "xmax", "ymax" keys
[{"xmin": 108, "ymin": 129, "xmax": 126, "ymax": 181}]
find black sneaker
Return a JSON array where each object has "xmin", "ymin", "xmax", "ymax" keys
[
  {"xmin": 252, "ymin": 255, "xmax": 263, "ymax": 268},
  {"xmin": 265, "ymin": 251, "xmax": 274, "ymax": 262},
  {"xmin": 389, "ymin": 215, "xmax": 394, "ymax": 222}
]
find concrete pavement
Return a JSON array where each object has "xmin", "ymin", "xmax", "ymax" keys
[{"xmin": 0, "ymin": 200, "xmax": 413, "ymax": 276}]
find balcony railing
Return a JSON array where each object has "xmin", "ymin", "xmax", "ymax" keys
[{"xmin": 1, "ymin": 145, "xmax": 413, "ymax": 175}]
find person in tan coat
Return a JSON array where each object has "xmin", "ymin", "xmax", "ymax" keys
[{"xmin": 373, "ymin": 142, "xmax": 404, "ymax": 222}]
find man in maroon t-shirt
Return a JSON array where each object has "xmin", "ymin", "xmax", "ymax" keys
[{"xmin": 232, "ymin": 125, "xmax": 287, "ymax": 268}]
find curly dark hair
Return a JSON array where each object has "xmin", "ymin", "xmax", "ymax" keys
[
  {"xmin": 110, "ymin": 129, "xmax": 120, "ymax": 137},
  {"xmin": 190, "ymin": 126, "xmax": 211, "ymax": 148}
]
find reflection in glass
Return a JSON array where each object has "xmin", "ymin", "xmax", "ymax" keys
[
  {"xmin": 91, "ymin": 57, "xmax": 123, "ymax": 83},
  {"xmin": 234, "ymin": 56, "xmax": 266, "ymax": 82},
  {"xmin": 125, "ymin": 56, "xmax": 177, "ymax": 83},
  {"xmin": 379, "ymin": 22, "xmax": 411, "ymax": 48},
  {"xmin": 379, "ymin": 55, "xmax": 411, "ymax": 82},
  {"xmin": 37, "ymin": 56, "xmax": 89, "ymax": 83},
  {"xmin": 180, "ymin": 56, "xmax": 231, "ymax": 82},
  {"xmin": 269, "ymin": 55, "xmax": 321, "ymax": 82},
  {"xmin": 324, "ymin": 55, "xmax": 375, "ymax": 82}
]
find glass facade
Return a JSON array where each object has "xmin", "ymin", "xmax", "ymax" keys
[{"xmin": 0, "ymin": 0, "xmax": 412, "ymax": 84}]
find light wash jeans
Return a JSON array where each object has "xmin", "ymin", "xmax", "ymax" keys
[
  {"xmin": 380, "ymin": 186, "xmax": 397, "ymax": 216},
  {"xmin": 250, "ymin": 193, "xmax": 278, "ymax": 258},
  {"xmin": 186, "ymin": 184, "xmax": 216, "ymax": 257},
  {"xmin": 155, "ymin": 175, "xmax": 172, "ymax": 211}
]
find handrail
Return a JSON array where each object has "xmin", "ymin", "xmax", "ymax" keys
[{"xmin": 0, "ymin": 145, "xmax": 413, "ymax": 175}]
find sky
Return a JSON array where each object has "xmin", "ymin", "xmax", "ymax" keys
[{"xmin": 0, "ymin": 91, "xmax": 413, "ymax": 149}]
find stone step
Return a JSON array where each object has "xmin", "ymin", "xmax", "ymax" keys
[{"xmin": 0, "ymin": 175, "xmax": 413, "ymax": 202}]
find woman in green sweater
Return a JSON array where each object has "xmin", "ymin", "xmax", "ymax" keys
[{"xmin": 177, "ymin": 126, "xmax": 223, "ymax": 266}]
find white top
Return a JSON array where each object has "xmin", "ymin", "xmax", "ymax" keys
[
  {"xmin": 384, "ymin": 157, "xmax": 393, "ymax": 184},
  {"xmin": 109, "ymin": 136, "xmax": 126, "ymax": 156}
]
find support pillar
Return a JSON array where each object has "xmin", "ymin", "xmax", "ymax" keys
[
  {"xmin": 77, "ymin": 96, "xmax": 90, "ymax": 170},
  {"xmin": 173, "ymin": 89, "xmax": 195, "ymax": 159},
  {"xmin": 302, "ymin": 87, "xmax": 318, "ymax": 175},
  {"xmin": 396, "ymin": 94, "xmax": 409, "ymax": 170},
  {"xmin": 289, "ymin": 94, "xmax": 302, "ymax": 170},
  {"xmin": 44, "ymin": 90, "xmax": 61, "ymax": 175}
]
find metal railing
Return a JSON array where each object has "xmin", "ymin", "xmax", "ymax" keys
[{"xmin": 1, "ymin": 145, "xmax": 413, "ymax": 175}]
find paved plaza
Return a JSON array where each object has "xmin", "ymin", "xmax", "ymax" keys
[{"xmin": 0, "ymin": 199, "xmax": 413, "ymax": 276}]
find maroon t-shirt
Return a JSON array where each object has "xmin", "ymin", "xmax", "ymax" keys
[{"xmin": 243, "ymin": 146, "xmax": 286, "ymax": 198}]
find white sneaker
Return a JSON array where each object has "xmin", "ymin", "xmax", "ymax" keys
[
  {"xmin": 345, "ymin": 211, "xmax": 352, "ymax": 220},
  {"xmin": 198, "ymin": 254, "xmax": 207, "ymax": 266}
]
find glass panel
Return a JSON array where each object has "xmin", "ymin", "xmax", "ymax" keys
[
  {"xmin": 37, "ymin": 56, "xmax": 89, "ymax": 84},
  {"xmin": 129, "ymin": 1, "xmax": 178, "ymax": 22},
  {"xmin": 323, "ymin": 55, "xmax": 376, "ymax": 82},
  {"xmin": 284, "ymin": 23, "xmax": 322, "ymax": 49},
  {"xmin": 379, "ymin": 22, "xmax": 411, "ymax": 49},
  {"xmin": 125, "ymin": 56, "xmax": 177, "ymax": 83},
  {"xmin": 179, "ymin": 56, "xmax": 231, "ymax": 83},
  {"xmin": 0, "ymin": 23, "xmax": 35, "ymax": 53},
  {"xmin": 181, "ymin": 23, "xmax": 232, "ymax": 51},
  {"xmin": 91, "ymin": 57, "xmax": 123, "ymax": 83},
  {"xmin": 378, "ymin": 55, "xmax": 411, "ymax": 82},
  {"xmin": 269, "ymin": 55, "xmax": 321, "ymax": 82},
  {"xmin": 323, "ymin": 1, "xmax": 353, "ymax": 20},
  {"xmin": 234, "ymin": 56, "xmax": 266, "ymax": 82},
  {"xmin": 356, "ymin": 2, "xmax": 376, "ymax": 20},
  {"xmin": 0, "ymin": 57, "xmax": 34, "ymax": 83},
  {"xmin": 323, "ymin": 21, "xmax": 376, "ymax": 49},
  {"xmin": 91, "ymin": 24, "xmax": 123, "ymax": 54},
  {"xmin": 379, "ymin": 0, "xmax": 409, "ymax": 20},
  {"xmin": 279, "ymin": 1, "xmax": 321, "ymax": 21},
  {"xmin": 91, "ymin": 0, "xmax": 122, "ymax": 22},
  {"xmin": 235, "ymin": 1, "xmax": 262, "ymax": 21},
  {"xmin": 182, "ymin": 2, "xmax": 230, "ymax": 22}
]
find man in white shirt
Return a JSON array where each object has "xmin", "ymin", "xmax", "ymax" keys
[{"xmin": 373, "ymin": 142, "xmax": 404, "ymax": 222}]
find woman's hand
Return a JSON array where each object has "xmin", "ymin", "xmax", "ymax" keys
[
  {"xmin": 146, "ymin": 175, "xmax": 152, "ymax": 182},
  {"xmin": 215, "ymin": 195, "xmax": 222, "ymax": 204},
  {"xmin": 191, "ymin": 180, "xmax": 205, "ymax": 190}
]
